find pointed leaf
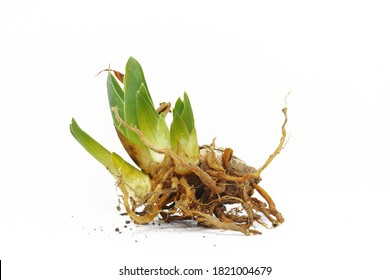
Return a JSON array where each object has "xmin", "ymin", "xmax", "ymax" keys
[
  {"xmin": 70, "ymin": 118, "xmax": 151, "ymax": 200},
  {"xmin": 107, "ymin": 72, "xmax": 124, "ymax": 101},
  {"xmin": 107, "ymin": 73, "xmax": 127, "ymax": 136},
  {"xmin": 170, "ymin": 110, "xmax": 190, "ymax": 153},
  {"xmin": 173, "ymin": 96, "xmax": 184, "ymax": 115},
  {"xmin": 181, "ymin": 92, "xmax": 195, "ymax": 132},
  {"xmin": 124, "ymin": 57, "xmax": 153, "ymax": 127},
  {"xmin": 136, "ymin": 85, "xmax": 170, "ymax": 163},
  {"xmin": 136, "ymin": 84, "xmax": 159, "ymax": 144},
  {"xmin": 70, "ymin": 118, "xmax": 113, "ymax": 172}
]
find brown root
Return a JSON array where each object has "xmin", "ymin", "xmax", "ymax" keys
[{"xmin": 111, "ymin": 105, "xmax": 288, "ymax": 235}]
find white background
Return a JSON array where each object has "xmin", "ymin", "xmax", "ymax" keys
[{"xmin": 1, "ymin": 0, "xmax": 389, "ymax": 279}]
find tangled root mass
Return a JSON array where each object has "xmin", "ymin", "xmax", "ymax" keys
[{"xmin": 113, "ymin": 107, "xmax": 288, "ymax": 235}]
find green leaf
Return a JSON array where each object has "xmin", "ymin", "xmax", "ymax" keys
[
  {"xmin": 170, "ymin": 109, "xmax": 190, "ymax": 153},
  {"xmin": 136, "ymin": 84, "xmax": 170, "ymax": 163},
  {"xmin": 124, "ymin": 57, "xmax": 153, "ymax": 127},
  {"xmin": 173, "ymin": 96, "xmax": 184, "ymax": 115},
  {"xmin": 70, "ymin": 118, "xmax": 113, "ymax": 172},
  {"xmin": 136, "ymin": 84, "xmax": 159, "ymax": 144},
  {"xmin": 70, "ymin": 118, "xmax": 151, "ymax": 200},
  {"xmin": 117, "ymin": 57, "xmax": 157, "ymax": 155},
  {"xmin": 112, "ymin": 80, "xmax": 169, "ymax": 171},
  {"xmin": 172, "ymin": 93, "xmax": 195, "ymax": 134},
  {"xmin": 170, "ymin": 93, "xmax": 199, "ymax": 173},
  {"xmin": 108, "ymin": 72, "xmax": 124, "ymax": 101},
  {"xmin": 181, "ymin": 92, "xmax": 195, "ymax": 132},
  {"xmin": 107, "ymin": 73, "xmax": 127, "ymax": 136}
]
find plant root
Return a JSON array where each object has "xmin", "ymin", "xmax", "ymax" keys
[{"xmin": 111, "ymin": 106, "xmax": 288, "ymax": 235}]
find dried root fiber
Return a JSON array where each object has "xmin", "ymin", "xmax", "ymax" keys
[{"xmin": 113, "ymin": 106, "xmax": 288, "ymax": 235}]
